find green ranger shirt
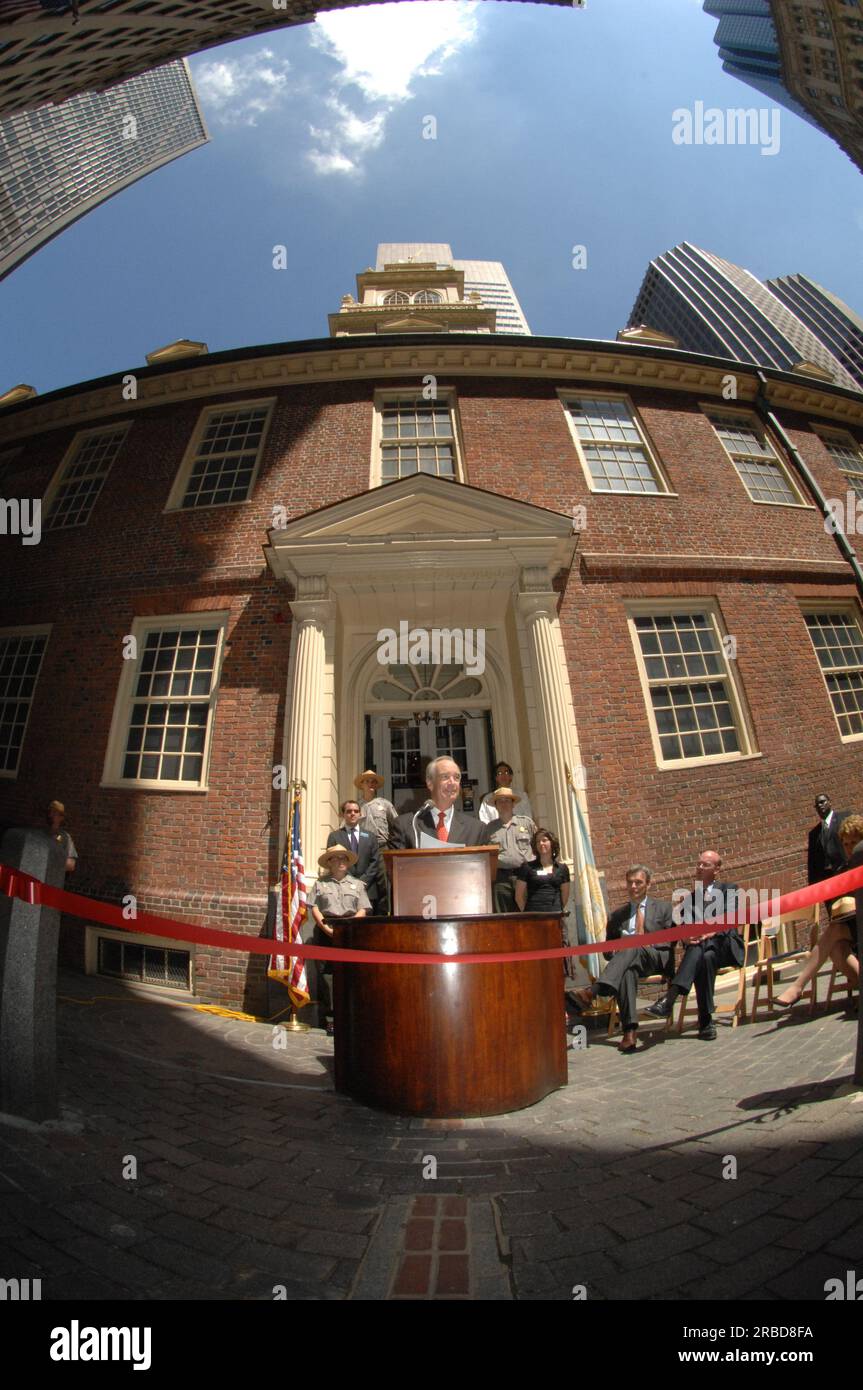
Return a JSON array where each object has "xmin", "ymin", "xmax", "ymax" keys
[{"xmin": 307, "ymin": 874, "xmax": 371, "ymax": 918}]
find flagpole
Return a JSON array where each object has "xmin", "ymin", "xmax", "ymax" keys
[{"xmin": 281, "ymin": 779, "xmax": 310, "ymax": 1033}]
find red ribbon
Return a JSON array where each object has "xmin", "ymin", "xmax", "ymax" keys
[{"xmin": 0, "ymin": 861, "xmax": 860, "ymax": 967}]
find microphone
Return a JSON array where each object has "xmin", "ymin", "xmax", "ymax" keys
[{"xmin": 411, "ymin": 799, "xmax": 434, "ymax": 847}]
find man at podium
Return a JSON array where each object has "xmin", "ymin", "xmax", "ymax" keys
[{"xmin": 391, "ymin": 756, "xmax": 492, "ymax": 849}]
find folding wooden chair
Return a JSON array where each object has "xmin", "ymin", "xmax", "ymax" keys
[
  {"xmin": 824, "ymin": 962, "xmax": 858, "ymax": 1010},
  {"xmin": 606, "ymin": 973, "xmax": 673, "ymax": 1037},
  {"xmin": 674, "ymin": 920, "xmax": 753, "ymax": 1032},
  {"xmin": 749, "ymin": 905, "xmax": 819, "ymax": 1022}
]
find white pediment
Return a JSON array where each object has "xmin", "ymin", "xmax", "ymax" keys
[
  {"xmin": 264, "ymin": 474, "xmax": 575, "ymax": 587},
  {"xmin": 376, "ymin": 316, "xmax": 445, "ymax": 333}
]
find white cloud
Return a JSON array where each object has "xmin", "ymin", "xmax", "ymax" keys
[
  {"xmin": 310, "ymin": 1, "xmax": 479, "ymax": 103},
  {"xmin": 306, "ymin": 0, "xmax": 479, "ymax": 176},
  {"xmin": 194, "ymin": 48, "xmax": 292, "ymax": 126}
]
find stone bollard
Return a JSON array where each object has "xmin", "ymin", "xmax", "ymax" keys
[{"xmin": 0, "ymin": 827, "xmax": 67, "ymax": 1121}]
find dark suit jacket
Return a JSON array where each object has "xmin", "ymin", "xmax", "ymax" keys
[
  {"xmin": 808, "ymin": 811, "xmax": 851, "ymax": 885},
  {"xmin": 676, "ymin": 880, "xmax": 744, "ymax": 965},
  {"xmin": 391, "ymin": 806, "xmax": 492, "ymax": 850},
  {"xmin": 326, "ymin": 827, "xmax": 381, "ymax": 903},
  {"xmin": 604, "ymin": 896, "xmax": 675, "ymax": 973}
]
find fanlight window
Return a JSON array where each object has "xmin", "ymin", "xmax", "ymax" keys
[
  {"xmin": 383, "ymin": 291, "xmax": 409, "ymax": 305},
  {"xmin": 413, "ymin": 290, "xmax": 442, "ymax": 304},
  {"xmin": 372, "ymin": 662, "xmax": 483, "ymax": 702}
]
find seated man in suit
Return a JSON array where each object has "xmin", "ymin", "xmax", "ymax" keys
[
  {"xmin": 572, "ymin": 865, "xmax": 674, "ymax": 1053},
  {"xmin": 326, "ymin": 798, "xmax": 382, "ymax": 912},
  {"xmin": 808, "ymin": 792, "xmax": 852, "ymax": 915},
  {"xmin": 391, "ymin": 756, "xmax": 492, "ymax": 849},
  {"xmin": 646, "ymin": 849, "xmax": 741, "ymax": 1039}
]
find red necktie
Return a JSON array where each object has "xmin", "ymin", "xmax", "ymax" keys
[{"xmin": 437, "ymin": 810, "xmax": 449, "ymax": 843}]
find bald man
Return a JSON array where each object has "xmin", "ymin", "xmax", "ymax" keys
[{"xmin": 646, "ymin": 849, "xmax": 741, "ymax": 1040}]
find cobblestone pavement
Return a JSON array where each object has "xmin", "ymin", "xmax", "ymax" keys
[{"xmin": 0, "ymin": 969, "xmax": 861, "ymax": 1301}]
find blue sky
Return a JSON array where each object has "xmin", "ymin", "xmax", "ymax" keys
[{"xmin": 2, "ymin": 0, "xmax": 862, "ymax": 397}]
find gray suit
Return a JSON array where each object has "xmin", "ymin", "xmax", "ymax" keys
[{"xmin": 594, "ymin": 896, "xmax": 674, "ymax": 1031}]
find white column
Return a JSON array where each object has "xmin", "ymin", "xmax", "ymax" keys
[
  {"xmin": 517, "ymin": 576, "xmax": 577, "ymax": 865},
  {"xmin": 284, "ymin": 576, "xmax": 336, "ymax": 865}
]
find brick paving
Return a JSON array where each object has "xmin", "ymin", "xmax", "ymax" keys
[{"xmin": 0, "ymin": 968, "xmax": 860, "ymax": 1301}]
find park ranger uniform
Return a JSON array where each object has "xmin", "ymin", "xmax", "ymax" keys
[
  {"xmin": 487, "ymin": 814, "xmax": 537, "ymax": 913},
  {"xmin": 307, "ymin": 873, "xmax": 371, "ymax": 1028}
]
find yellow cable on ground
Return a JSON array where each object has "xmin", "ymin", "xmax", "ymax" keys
[{"xmin": 58, "ymin": 994, "xmax": 296, "ymax": 1024}]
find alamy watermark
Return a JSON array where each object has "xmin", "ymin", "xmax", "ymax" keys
[
  {"xmin": 376, "ymin": 622, "xmax": 486, "ymax": 677},
  {"xmin": 0, "ymin": 498, "xmax": 40, "ymax": 545},
  {"xmin": 672, "ymin": 101, "xmax": 780, "ymax": 157},
  {"xmin": 671, "ymin": 884, "xmax": 780, "ymax": 926}
]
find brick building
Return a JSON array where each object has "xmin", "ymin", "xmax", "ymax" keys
[{"xmin": 2, "ymin": 259, "xmax": 863, "ymax": 1012}]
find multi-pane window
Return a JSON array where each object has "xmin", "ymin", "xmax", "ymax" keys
[
  {"xmin": 632, "ymin": 612, "xmax": 746, "ymax": 764},
  {"xmin": 564, "ymin": 397, "xmax": 664, "ymax": 493},
  {"xmin": 379, "ymin": 397, "xmax": 456, "ymax": 481},
  {"xmin": 817, "ymin": 430, "xmax": 863, "ymax": 500},
  {"xmin": 708, "ymin": 412, "xmax": 801, "ymax": 505},
  {"xmin": 804, "ymin": 610, "xmax": 863, "ymax": 739},
  {"xmin": 44, "ymin": 427, "xmax": 126, "ymax": 529},
  {"xmin": 383, "ymin": 291, "xmax": 409, "ymax": 305},
  {"xmin": 0, "ymin": 629, "xmax": 48, "ymax": 776},
  {"xmin": 413, "ymin": 290, "xmax": 441, "ymax": 304},
  {"xmin": 177, "ymin": 404, "xmax": 269, "ymax": 509},
  {"xmin": 119, "ymin": 624, "xmax": 224, "ymax": 785}
]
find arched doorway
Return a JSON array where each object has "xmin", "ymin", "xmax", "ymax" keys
[{"xmin": 364, "ymin": 657, "xmax": 493, "ymax": 813}]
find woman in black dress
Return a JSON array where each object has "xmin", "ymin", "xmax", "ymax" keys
[{"xmin": 514, "ymin": 828, "xmax": 570, "ymax": 913}]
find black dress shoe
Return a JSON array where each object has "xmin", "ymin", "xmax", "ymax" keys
[
  {"xmin": 698, "ymin": 1023, "xmax": 717, "ymax": 1040},
  {"xmin": 646, "ymin": 994, "xmax": 674, "ymax": 1018}
]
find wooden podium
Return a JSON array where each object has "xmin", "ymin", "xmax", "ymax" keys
[
  {"xmin": 385, "ymin": 845, "xmax": 498, "ymax": 915},
  {"xmin": 332, "ymin": 846, "xmax": 567, "ymax": 1118}
]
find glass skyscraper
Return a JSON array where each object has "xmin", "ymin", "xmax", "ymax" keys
[
  {"xmin": 0, "ymin": 58, "xmax": 208, "ymax": 280},
  {"xmin": 703, "ymin": 1, "xmax": 821, "ymax": 129},
  {"xmin": 628, "ymin": 242, "xmax": 861, "ymax": 392}
]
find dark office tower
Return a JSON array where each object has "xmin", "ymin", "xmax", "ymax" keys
[
  {"xmin": 703, "ymin": 1, "xmax": 863, "ymax": 174},
  {"xmin": 629, "ymin": 243, "xmax": 860, "ymax": 392},
  {"xmin": 765, "ymin": 276, "xmax": 863, "ymax": 392},
  {"xmin": 0, "ymin": 59, "xmax": 208, "ymax": 279}
]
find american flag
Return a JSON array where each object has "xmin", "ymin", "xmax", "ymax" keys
[{"xmin": 269, "ymin": 785, "xmax": 310, "ymax": 1008}]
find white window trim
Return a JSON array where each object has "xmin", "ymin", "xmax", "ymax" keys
[
  {"xmin": 0, "ymin": 623, "xmax": 51, "ymax": 780},
  {"xmin": 557, "ymin": 390, "xmax": 673, "ymax": 497},
  {"xmin": 41, "ymin": 422, "xmax": 129, "ymax": 528},
  {"xmin": 702, "ymin": 405, "xmax": 810, "ymax": 508},
  {"xmin": 811, "ymin": 424, "xmax": 863, "ymax": 477},
  {"xmin": 626, "ymin": 599, "xmax": 760, "ymax": 771},
  {"xmin": 164, "ymin": 397, "xmax": 276, "ymax": 513},
  {"xmin": 85, "ymin": 924, "xmax": 195, "ymax": 995},
  {"xmin": 801, "ymin": 600, "xmax": 863, "ymax": 745},
  {"xmin": 370, "ymin": 387, "xmax": 465, "ymax": 488},
  {"xmin": 100, "ymin": 609, "xmax": 230, "ymax": 792}
]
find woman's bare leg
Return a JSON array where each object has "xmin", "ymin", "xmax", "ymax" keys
[{"xmin": 776, "ymin": 923, "xmax": 846, "ymax": 1005}]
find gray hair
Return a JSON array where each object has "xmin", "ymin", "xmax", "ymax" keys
[
  {"xmin": 625, "ymin": 864, "xmax": 652, "ymax": 883},
  {"xmin": 425, "ymin": 756, "xmax": 462, "ymax": 787}
]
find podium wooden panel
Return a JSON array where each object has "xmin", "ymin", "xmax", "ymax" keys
[
  {"xmin": 332, "ymin": 914, "xmax": 567, "ymax": 1118},
  {"xmin": 384, "ymin": 846, "xmax": 498, "ymax": 916}
]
